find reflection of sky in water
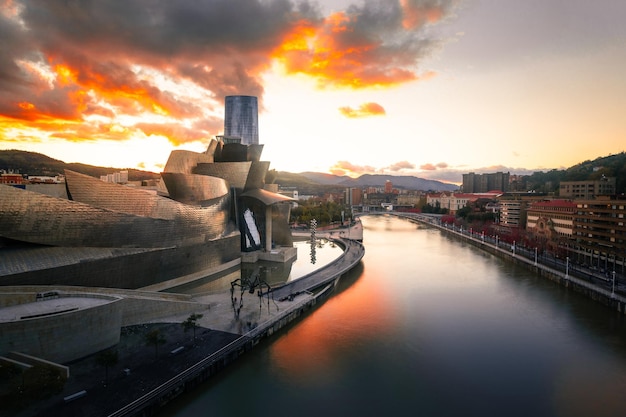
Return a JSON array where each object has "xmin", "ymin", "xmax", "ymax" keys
[
  {"xmin": 165, "ymin": 238, "xmax": 344, "ymax": 294},
  {"xmin": 287, "ymin": 239, "xmax": 344, "ymax": 281}
]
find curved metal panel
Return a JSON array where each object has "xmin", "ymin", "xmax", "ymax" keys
[
  {"xmin": 0, "ymin": 183, "xmax": 230, "ymax": 248},
  {"xmin": 244, "ymin": 161, "xmax": 270, "ymax": 191},
  {"xmin": 161, "ymin": 173, "xmax": 229, "ymax": 205},
  {"xmin": 193, "ymin": 161, "xmax": 252, "ymax": 190},
  {"xmin": 163, "ymin": 150, "xmax": 214, "ymax": 174}
]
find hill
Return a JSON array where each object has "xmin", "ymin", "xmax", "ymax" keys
[
  {"xmin": 524, "ymin": 152, "xmax": 626, "ymax": 194},
  {"xmin": 0, "ymin": 150, "xmax": 160, "ymax": 181},
  {"xmin": 337, "ymin": 173, "xmax": 458, "ymax": 191},
  {"xmin": 2, "ymin": 149, "xmax": 624, "ymax": 194},
  {"xmin": 272, "ymin": 171, "xmax": 457, "ymax": 193}
]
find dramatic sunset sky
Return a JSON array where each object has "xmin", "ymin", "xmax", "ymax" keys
[{"xmin": 1, "ymin": 0, "xmax": 625, "ymax": 184}]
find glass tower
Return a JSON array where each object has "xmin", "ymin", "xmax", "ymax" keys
[{"xmin": 224, "ymin": 95, "xmax": 259, "ymax": 145}]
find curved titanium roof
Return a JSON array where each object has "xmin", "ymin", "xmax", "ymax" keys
[
  {"xmin": 163, "ymin": 150, "xmax": 214, "ymax": 174},
  {"xmin": 193, "ymin": 161, "xmax": 252, "ymax": 190},
  {"xmin": 0, "ymin": 175, "xmax": 230, "ymax": 248},
  {"xmin": 161, "ymin": 172, "xmax": 229, "ymax": 205}
]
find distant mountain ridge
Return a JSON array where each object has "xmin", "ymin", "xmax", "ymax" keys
[
  {"xmin": 0, "ymin": 149, "xmax": 159, "ymax": 181},
  {"xmin": 299, "ymin": 172, "xmax": 458, "ymax": 191},
  {"xmin": 2, "ymin": 149, "xmax": 624, "ymax": 194}
]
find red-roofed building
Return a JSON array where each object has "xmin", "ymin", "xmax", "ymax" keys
[{"xmin": 0, "ymin": 174, "xmax": 24, "ymax": 185}]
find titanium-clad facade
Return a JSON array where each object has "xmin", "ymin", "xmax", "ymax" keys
[
  {"xmin": 0, "ymin": 134, "xmax": 293, "ymax": 288},
  {"xmin": 194, "ymin": 161, "xmax": 253, "ymax": 190},
  {"xmin": 161, "ymin": 172, "xmax": 229, "ymax": 205},
  {"xmin": 1, "ymin": 174, "xmax": 230, "ymax": 248}
]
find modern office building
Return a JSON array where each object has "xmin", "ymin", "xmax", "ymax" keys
[{"xmin": 224, "ymin": 95, "xmax": 259, "ymax": 145}]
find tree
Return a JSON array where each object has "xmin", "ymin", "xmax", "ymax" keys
[
  {"xmin": 1, "ymin": 364, "xmax": 68, "ymax": 410},
  {"xmin": 144, "ymin": 329, "xmax": 166, "ymax": 360},
  {"xmin": 96, "ymin": 349, "xmax": 118, "ymax": 386},
  {"xmin": 182, "ymin": 313, "xmax": 204, "ymax": 344}
]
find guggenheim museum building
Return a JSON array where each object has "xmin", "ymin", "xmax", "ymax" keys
[
  {"xmin": 0, "ymin": 96, "xmax": 294, "ymax": 290},
  {"xmin": 0, "ymin": 96, "xmax": 297, "ymax": 362}
]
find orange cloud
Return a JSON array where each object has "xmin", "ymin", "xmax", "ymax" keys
[
  {"xmin": 330, "ymin": 160, "xmax": 377, "ymax": 177},
  {"xmin": 272, "ymin": 1, "xmax": 456, "ymax": 89},
  {"xmin": 135, "ymin": 122, "xmax": 210, "ymax": 146},
  {"xmin": 420, "ymin": 162, "xmax": 449, "ymax": 170},
  {"xmin": 0, "ymin": 0, "xmax": 458, "ymax": 150},
  {"xmin": 339, "ymin": 102, "xmax": 386, "ymax": 118},
  {"xmin": 388, "ymin": 160, "xmax": 415, "ymax": 171}
]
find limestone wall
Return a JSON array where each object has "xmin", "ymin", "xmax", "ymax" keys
[{"xmin": 0, "ymin": 297, "xmax": 122, "ymax": 363}]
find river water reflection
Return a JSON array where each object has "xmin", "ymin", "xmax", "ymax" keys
[{"xmin": 164, "ymin": 215, "xmax": 626, "ymax": 417}]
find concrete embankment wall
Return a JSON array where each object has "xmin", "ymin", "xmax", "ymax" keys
[
  {"xmin": 0, "ymin": 296, "xmax": 123, "ymax": 363},
  {"xmin": 0, "ymin": 286, "xmax": 209, "ymax": 326},
  {"xmin": 401, "ymin": 215, "xmax": 626, "ymax": 315}
]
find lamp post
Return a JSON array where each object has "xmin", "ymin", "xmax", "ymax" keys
[
  {"xmin": 534, "ymin": 247, "xmax": 538, "ymax": 266},
  {"xmin": 612, "ymin": 270, "xmax": 616, "ymax": 297}
]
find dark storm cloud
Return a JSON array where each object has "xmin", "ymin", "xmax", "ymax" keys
[
  {"xmin": 0, "ymin": 0, "xmax": 459, "ymax": 144},
  {"xmin": 274, "ymin": 0, "xmax": 459, "ymax": 88},
  {"xmin": 1, "ymin": 0, "xmax": 320, "ymax": 123}
]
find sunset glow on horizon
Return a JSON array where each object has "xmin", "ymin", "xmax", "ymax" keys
[{"xmin": 1, "ymin": 0, "xmax": 625, "ymax": 184}]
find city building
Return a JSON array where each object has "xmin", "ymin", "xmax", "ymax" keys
[
  {"xmin": 0, "ymin": 173, "xmax": 24, "ymax": 185},
  {"xmin": 462, "ymin": 172, "xmax": 509, "ymax": 193},
  {"xmin": 572, "ymin": 195, "xmax": 626, "ymax": 273},
  {"xmin": 100, "ymin": 170, "xmax": 129, "ymax": 184},
  {"xmin": 427, "ymin": 191, "xmax": 501, "ymax": 214},
  {"xmin": 526, "ymin": 199, "xmax": 577, "ymax": 254},
  {"xmin": 559, "ymin": 177, "xmax": 616, "ymax": 199},
  {"xmin": 345, "ymin": 187, "xmax": 363, "ymax": 207},
  {"xmin": 223, "ymin": 95, "xmax": 259, "ymax": 145}
]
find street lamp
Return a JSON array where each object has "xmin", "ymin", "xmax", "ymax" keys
[{"xmin": 612, "ymin": 270, "xmax": 616, "ymax": 297}]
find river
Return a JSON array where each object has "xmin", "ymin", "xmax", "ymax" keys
[{"xmin": 163, "ymin": 214, "xmax": 626, "ymax": 417}]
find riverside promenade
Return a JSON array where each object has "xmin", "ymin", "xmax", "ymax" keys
[{"xmin": 15, "ymin": 238, "xmax": 364, "ymax": 417}]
